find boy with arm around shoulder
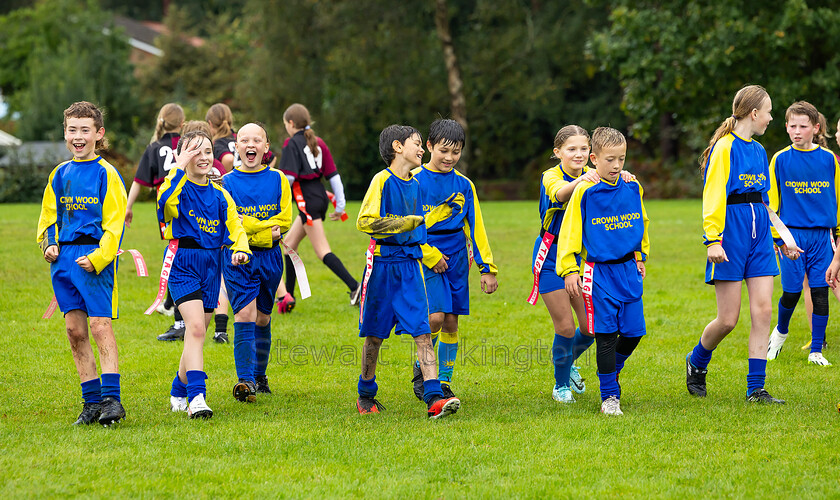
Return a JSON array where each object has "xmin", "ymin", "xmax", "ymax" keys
[{"xmin": 557, "ymin": 127, "xmax": 650, "ymax": 416}]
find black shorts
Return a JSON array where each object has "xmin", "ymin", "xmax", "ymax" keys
[{"xmin": 297, "ymin": 178, "xmax": 328, "ymax": 222}]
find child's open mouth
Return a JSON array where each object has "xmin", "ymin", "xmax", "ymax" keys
[{"xmin": 246, "ymin": 151, "xmax": 257, "ymax": 162}]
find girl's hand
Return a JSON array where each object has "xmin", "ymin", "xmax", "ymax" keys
[
  {"xmin": 637, "ymin": 260, "xmax": 646, "ymax": 279},
  {"xmin": 707, "ymin": 244, "xmax": 728, "ymax": 264},
  {"xmin": 565, "ymin": 273, "xmax": 582, "ymax": 298},
  {"xmin": 480, "ymin": 273, "xmax": 498, "ymax": 294},
  {"xmin": 231, "ymin": 252, "xmax": 250, "ymax": 266},
  {"xmin": 579, "ymin": 170, "xmax": 601, "ymax": 183},
  {"xmin": 44, "ymin": 245, "xmax": 59, "ymax": 263},
  {"xmin": 174, "ymin": 139, "xmax": 200, "ymax": 169},
  {"xmin": 329, "ymin": 211, "xmax": 344, "ymax": 221},
  {"xmin": 620, "ymin": 170, "xmax": 636, "ymax": 182},
  {"xmin": 76, "ymin": 255, "xmax": 94, "ymax": 272},
  {"xmin": 125, "ymin": 206, "xmax": 134, "ymax": 228},
  {"xmin": 826, "ymin": 257, "xmax": 840, "ymax": 289}
]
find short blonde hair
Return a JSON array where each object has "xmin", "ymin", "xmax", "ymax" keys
[{"xmin": 590, "ymin": 127, "xmax": 626, "ymax": 155}]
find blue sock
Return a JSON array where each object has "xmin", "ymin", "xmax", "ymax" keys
[
  {"xmin": 234, "ymin": 322, "xmax": 256, "ymax": 382},
  {"xmin": 422, "ymin": 379, "xmax": 443, "ymax": 404},
  {"xmin": 597, "ymin": 371, "xmax": 620, "ymax": 401},
  {"xmin": 170, "ymin": 372, "xmax": 187, "ymax": 398},
  {"xmin": 552, "ymin": 334, "xmax": 574, "ymax": 387},
  {"xmin": 100, "ymin": 373, "xmax": 121, "ymax": 402},
  {"xmin": 438, "ymin": 332, "xmax": 458, "ymax": 383},
  {"xmin": 358, "ymin": 375, "xmax": 377, "ymax": 398},
  {"xmin": 186, "ymin": 370, "xmax": 207, "ymax": 403},
  {"xmin": 689, "ymin": 339, "xmax": 715, "ymax": 370},
  {"xmin": 255, "ymin": 322, "xmax": 272, "ymax": 377},
  {"xmin": 572, "ymin": 327, "xmax": 594, "ymax": 362},
  {"xmin": 81, "ymin": 378, "xmax": 102, "ymax": 404},
  {"xmin": 746, "ymin": 358, "xmax": 766, "ymax": 396},
  {"xmin": 811, "ymin": 314, "xmax": 828, "ymax": 353},
  {"xmin": 776, "ymin": 300, "xmax": 796, "ymax": 334},
  {"xmin": 615, "ymin": 351, "xmax": 630, "ymax": 375}
]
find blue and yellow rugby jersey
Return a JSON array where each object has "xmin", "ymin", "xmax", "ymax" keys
[
  {"xmin": 411, "ymin": 165, "xmax": 497, "ymax": 274},
  {"xmin": 557, "ymin": 177, "xmax": 650, "ymax": 278},
  {"xmin": 357, "ymin": 168, "xmax": 426, "ymax": 260},
  {"xmin": 539, "ymin": 164, "xmax": 590, "ymax": 235},
  {"xmin": 157, "ymin": 168, "xmax": 250, "ymax": 254},
  {"xmin": 37, "ymin": 156, "xmax": 127, "ymax": 273},
  {"xmin": 702, "ymin": 132, "xmax": 770, "ymax": 246},
  {"xmin": 768, "ymin": 145, "xmax": 840, "ymax": 232},
  {"xmin": 221, "ymin": 166, "xmax": 293, "ymax": 248}
]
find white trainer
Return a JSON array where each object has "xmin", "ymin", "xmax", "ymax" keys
[
  {"xmin": 808, "ymin": 352, "xmax": 832, "ymax": 366},
  {"xmin": 767, "ymin": 326, "xmax": 787, "ymax": 361},
  {"xmin": 187, "ymin": 393, "xmax": 213, "ymax": 419},
  {"xmin": 552, "ymin": 385, "xmax": 576, "ymax": 403},
  {"xmin": 600, "ymin": 396, "xmax": 623, "ymax": 415},
  {"xmin": 155, "ymin": 303, "xmax": 175, "ymax": 316},
  {"xmin": 170, "ymin": 396, "xmax": 188, "ymax": 412}
]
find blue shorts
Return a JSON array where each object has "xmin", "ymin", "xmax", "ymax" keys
[
  {"xmin": 360, "ymin": 258, "xmax": 430, "ymax": 339},
  {"xmin": 780, "ymin": 228, "xmax": 835, "ymax": 291},
  {"xmin": 424, "ymin": 246, "xmax": 470, "ymax": 315},
  {"xmin": 169, "ymin": 247, "xmax": 221, "ymax": 310},
  {"xmin": 223, "ymin": 245, "xmax": 284, "ymax": 314},
  {"xmin": 51, "ymin": 243, "xmax": 118, "ymax": 318},
  {"xmin": 706, "ymin": 203, "xmax": 779, "ymax": 284},
  {"xmin": 584, "ymin": 288, "xmax": 646, "ymax": 337},
  {"xmin": 532, "ymin": 237, "xmax": 579, "ymax": 294}
]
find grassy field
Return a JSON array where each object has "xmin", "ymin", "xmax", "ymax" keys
[{"xmin": 1, "ymin": 200, "xmax": 839, "ymax": 498}]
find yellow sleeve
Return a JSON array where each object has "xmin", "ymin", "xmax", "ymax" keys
[
  {"xmin": 220, "ymin": 187, "xmax": 251, "ymax": 256},
  {"xmin": 635, "ymin": 182, "xmax": 650, "ymax": 262},
  {"xmin": 240, "ymin": 174, "xmax": 294, "ymax": 247},
  {"xmin": 702, "ymin": 139, "xmax": 732, "ymax": 246},
  {"xmin": 356, "ymin": 171, "xmax": 423, "ymax": 238},
  {"xmin": 465, "ymin": 179, "xmax": 497, "ymax": 274},
  {"xmin": 424, "ymin": 193, "xmax": 465, "ymax": 229},
  {"xmin": 87, "ymin": 163, "xmax": 128, "ymax": 273},
  {"xmin": 420, "ymin": 243, "xmax": 444, "ymax": 268},
  {"xmin": 543, "ymin": 166, "xmax": 577, "ymax": 203},
  {"xmin": 157, "ymin": 168, "xmax": 188, "ymax": 224},
  {"xmin": 36, "ymin": 166, "xmax": 61, "ymax": 253},
  {"xmin": 556, "ymin": 182, "xmax": 591, "ymax": 277},
  {"xmin": 768, "ymin": 151, "xmax": 782, "ymax": 239}
]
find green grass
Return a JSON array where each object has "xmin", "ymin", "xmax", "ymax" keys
[{"xmin": 1, "ymin": 200, "xmax": 839, "ymax": 498}]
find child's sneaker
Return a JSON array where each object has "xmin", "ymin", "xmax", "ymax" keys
[
  {"xmin": 356, "ymin": 397, "xmax": 385, "ymax": 414},
  {"xmin": 767, "ymin": 326, "xmax": 787, "ymax": 360},
  {"xmin": 188, "ymin": 394, "xmax": 213, "ymax": 419},
  {"xmin": 73, "ymin": 402, "xmax": 101, "ymax": 425},
  {"xmin": 157, "ymin": 323, "xmax": 185, "ymax": 341},
  {"xmin": 255, "ymin": 375, "xmax": 272, "ymax": 394},
  {"xmin": 552, "ymin": 385, "xmax": 576, "ymax": 403},
  {"xmin": 569, "ymin": 365, "xmax": 585, "ymax": 393},
  {"xmin": 213, "ymin": 331, "xmax": 229, "ymax": 344},
  {"xmin": 276, "ymin": 293, "xmax": 295, "ymax": 314},
  {"xmin": 170, "ymin": 396, "xmax": 188, "ymax": 412},
  {"xmin": 427, "ymin": 396, "xmax": 460, "ymax": 419},
  {"xmin": 411, "ymin": 361, "xmax": 424, "ymax": 400},
  {"xmin": 233, "ymin": 380, "xmax": 257, "ymax": 402},
  {"xmin": 600, "ymin": 396, "xmax": 623, "ymax": 415},
  {"xmin": 746, "ymin": 388, "xmax": 785, "ymax": 404},
  {"xmin": 349, "ymin": 285, "xmax": 362, "ymax": 307},
  {"xmin": 685, "ymin": 354, "xmax": 708, "ymax": 397},
  {"xmin": 808, "ymin": 352, "xmax": 832, "ymax": 366},
  {"xmin": 155, "ymin": 303, "xmax": 175, "ymax": 316},
  {"xmin": 441, "ymin": 383, "xmax": 456, "ymax": 399},
  {"xmin": 98, "ymin": 397, "xmax": 126, "ymax": 426}
]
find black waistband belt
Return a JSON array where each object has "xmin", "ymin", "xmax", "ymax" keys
[
  {"xmin": 591, "ymin": 252, "xmax": 635, "ymax": 265},
  {"xmin": 428, "ymin": 228, "xmax": 463, "ymax": 235},
  {"xmin": 177, "ymin": 237, "xmax": 204, "ymax": 249},
  {"xmin": 60, "ymin": 235, "xmax": 99, "ymax": 245},
  {"xmin": 727, "ymin": 192, "xmax": 763, "ymax": 204}
]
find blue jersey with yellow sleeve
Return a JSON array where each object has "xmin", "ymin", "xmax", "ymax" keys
[
  {"xmin": 221, "ymin": 166, "xmax": 293, "ymax": 248},
  {"xmin": 157, "ymin": 168, "xmax": 250, "ymax": 254},
  {"xmin": 357, "ymin": 168, "xmax": 426, "ymax": 260},
  {"xmin": 412, "ymin": 165, "xmax": 497, "ymax": 274},
  {"xmin": 702, "ymin": 132, "xmax": 770, "ymax": 246},
  {"xmin": 538, "ymin": 164, "xmax": 589, "ymax": 235},
  {"xmin": 768, "ymin": 145, "xmax": 840, "ymax": 230},
  {"xmin": 557, "ymin": 177, "xmax": 649, "ymax": 276},
  {"xmin": 36, "ymin": 156, "xmax": 127, "ymax": 273}
]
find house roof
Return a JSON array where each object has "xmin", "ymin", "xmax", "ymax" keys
[{"xmin": 0, "ymin": 129, "xmax": 21, "ymax": 147}]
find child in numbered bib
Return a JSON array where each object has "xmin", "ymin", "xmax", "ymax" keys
[
  {"xmin": 157, "ymin": 130, "xmax": 251, "ymax": 419},
  {"xmin": 556, "ymin": 127, "xmax": 649, "ymax": 416}
]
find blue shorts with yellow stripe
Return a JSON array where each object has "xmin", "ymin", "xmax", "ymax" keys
[
  {"xmin": 706, "ymin": 203, "xmax": 779, "ymax": 284},
  {"xmin": 169, "ymin": 246, "xmax": 221, "ymax": 310},
  {"xmin": 223, "ymin": 244, "xmax": 283, "ymax": 315},
  {"xmin": 51, "ymin": 243, "xmax": 118, "ymax": 318},
  {"xmin": 360, "ymin": 257, "xmax": 430, "ymax": 338},
  {"xmin": 424, "ymin": 246, "xmax": 470, "ymax": 315},
  {"xmin": 780, "ymin": 227, "xmax": 835, "ymax": 291}
]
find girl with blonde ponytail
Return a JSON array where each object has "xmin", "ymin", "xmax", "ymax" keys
[
  {"xmin": 275, "ymin": 103, "xmax": 360, "ymax": 312},
  {"xmin": 685, "ymin": 85, "xmax": 792, "ymax": 404}
]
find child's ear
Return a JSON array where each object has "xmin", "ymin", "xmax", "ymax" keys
[
  {"xmin": 427, "ymin": 140, "xmax": 433, "ymax": 150},
  {"xmin": 392, "ymin": 139, "xmax": 403, "ymax": 153},
  {"xmin": 589, "ymin": 152, "xmax": 597, "ymax": 164},
  {"xmin": 552, "ymin": 147, "xmax": 561, "ymax": 158},
  {"xmin": 96, "ymin": 127, "xmax": 105, "ymax": 141}
]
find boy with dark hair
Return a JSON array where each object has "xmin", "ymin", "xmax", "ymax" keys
[
  {"xmin": 557, "ymin": 127, "xmax": 650, "ymax": 416},
  {"xmin": 355, "ymin": 124, "xmax": 461, "ymax": 418},
  {"xmin": 37, "ymin": 101, "xmax": 128, "ymax": 426},
  {"xmin": 409, "ymin": 118, "xmax": 498, "ymax": 400}
]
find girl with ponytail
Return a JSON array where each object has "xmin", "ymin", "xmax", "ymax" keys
[{"xmin": 686, "ymin": 85, "xmax": 793, "ymax": 404}]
